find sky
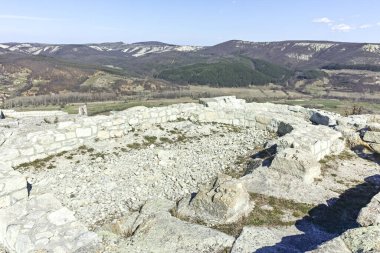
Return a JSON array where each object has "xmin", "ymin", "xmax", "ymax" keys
[{"xmin": 0, "ymin": 0, "xmax": 379, "ymax": 45}]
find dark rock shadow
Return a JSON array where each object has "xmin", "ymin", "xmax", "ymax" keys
[
  {"xmin": 352, "ymin": 145, "xmax": 380, "ymax": 165},
  {"xmin": 254, "ymin": 175, "xmax": 380, "ymax": 253},
  {"xmin": 244, "ymin": 145, "xmax": 277, "ymax": 175}
]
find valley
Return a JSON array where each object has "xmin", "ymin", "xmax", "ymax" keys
[{"xmin": 1, "ymin": 40, "xmax": 380, "ymax": 116}]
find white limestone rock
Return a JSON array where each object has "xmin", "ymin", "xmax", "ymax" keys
[
  {"xmin": 310, "ymin": 226, "xmax": 380, "ymax": 253},
  {"xmin": 0, "ymin": 166, "xmax": 27, "ymax": 208},
  {"xmin": 120, "ymin": 213, "xmax": 235, "ymax": 253},
  {"xmin": 0, "ymin": 194, "xmax": 98, "ymax": 253},
  {"xmin": 307, "ymin": 237, "xmax": 351, "ymax": 253},
  {"xmin": 240, "ymin": 167, "xmax": 338, "ymax": 204},
  {"xmin": 270, "ymin": 148, "xmax": 321, "ymax": 183},
  {"xmin": 363, "ymin": 131, "xmax": 380, "ymax": 144},
  {"xmin": 199, "ymin": 96, "xmax": 246, "ymax": 109},
  {"xmin": 232, "ymin": 226, "xmax": 303, "ymax": 253},
  {"xmin": 357, "ymin": 192, "xmax": 380, "ymax": 227},
  {"xmin": 47, "ymin": 207, "xmax": 76, "ymax": 226},
  {"xmin": 177, "ymin": 175, "xmax": 254, "ymax": 225},
  {"xmin": 370, "ymin": 143, "xmax": 380, "ymax": 154}
]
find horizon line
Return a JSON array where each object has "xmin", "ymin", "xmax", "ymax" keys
[{"xmin": 1, "ymin": 39, "xmax": 379, "ymax": 47}]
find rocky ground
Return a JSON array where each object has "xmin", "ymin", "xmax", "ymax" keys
[
  {"xmin": 3, "ymin": 97, "xmax": 380, "ymax": 252},
  {"xmin": 17, "ymin": 120, "xmax": 271, "ymax": 228},
  {"xmin": 13, "ymin": 119, "xmax": 380, "ymax": 252}
]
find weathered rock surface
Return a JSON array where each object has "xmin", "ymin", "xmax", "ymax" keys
[
  {"xmin": 240, "ymin": 167, "xmax": 338, "ymax": 204},
  {"xmin": 232, "ymin": 226, "xmax": 303, "ymax": 253},
  {"xmin": 357, "ymin": 192, "xmax": 380, "ymax": 227},
  {"xmin": 270, "ymin": 148, "xmax": 321, "ymax": 183},
  {"xmin": 199, "ymin": 96, "xmax": 246, "ymax": 109},
  {"xmin": 107, "ymin": 198, "xmax": 235, "ymax": 253},
  {"xmin": 232, "ymin": 223, "xmax": 333, "ymax": 253},
  {"xmin": 362, "ymin": 129, "xmax": 380, "ymax": 154},
  {"xmin": 177, "ymin": 175, "xmax": 254, "ymax": 225},
  {"xmin": 0, "ymin": 194, "xmax": 98, "ymax": 253},
  {"xmin": 2, "ymin": 96, "xmax": 380, "ymax": 252},
  {"xmin": 307, "ymin": 237, "xmax": 352, "ymax": 253},
  {"xmin": 121, "ymin": 213, "xmax": 235, "ymax": 253},
  {"xmin": 0, "ymin": 164, "xmax": 27, "ymax": 208},
  {"xmin": 363, "ymin": 131, "xmax": 380, "ymax": 143},
  {"xmin": 369, "ymin": 143, "xmax": 380, "ymax": 153},
  {"xmin": 310, "ymin": 226, "xmax": 380, "ymax": 253}
]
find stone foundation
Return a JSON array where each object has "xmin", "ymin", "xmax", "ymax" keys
[{"xmin": 0, "ymin": 96, "xmax": 352, "ymax": 252}]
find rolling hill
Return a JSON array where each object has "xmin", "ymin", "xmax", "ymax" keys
[{"xmin": 1, "ymin": 40, "xmax": 380, "ymax": 103}]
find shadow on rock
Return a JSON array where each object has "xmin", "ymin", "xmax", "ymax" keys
[
  {"xmin": 352, "ymin": 145, "xmax": 380, "ymax": 165},
  {"xmin": 244, "ymin": 145, "xmax": 277, "ymax": 175},
  {"xmin": 255, "ymin": 174, "xmax": 380, "ymax": 253}
]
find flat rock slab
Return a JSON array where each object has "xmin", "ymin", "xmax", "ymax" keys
[
  {"xmin": 240, "ymin": 167, "xmax": 338, "ymax": 204},
  {"xmin": 363, "ymin": 131, "xmax": 380, "ymax": 144},
  {"xmin": 120, "ymin": 213, "xmax": 235, "ymax": 253},
  {"xmin": 309, "ymin": 226, "xmax": 380, "ymax": 253},
  {"xmin": 0, "ymin": 194, "xmax": 98, "ymax": 253},
  {"xmin": 0, "ymin": 164, "xmax": 27, "ymax": 208},
  {"xmin": 357, "ymin": 192, "xmax": 380, "ymax": 226},
  {"xmin": 232, "ymin": 222, "xmax": 333, "ymax": 253}
]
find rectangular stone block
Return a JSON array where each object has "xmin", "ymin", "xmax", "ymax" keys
[
  {"xmin": 65, "ymin": 132, "xmax": 76, "ymax": 139},
  {"xmin": 54, "ymin": 133, "xmax": 66, "ymax": 142},
  {"xmin": 97, "ymin": 131, "xmax": 110, "ymax": 140},
  {"xmin": 38, "ymin": 134, "xmax": 56, "ymax": 145},
  {"xmin": 76, "ymin": 128, "xmax": 92, "ymax": 138}
]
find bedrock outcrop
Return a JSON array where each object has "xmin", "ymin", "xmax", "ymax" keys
[{"xmin": 1, "ymin": 96, "xmax": 380, "ymax": 252}]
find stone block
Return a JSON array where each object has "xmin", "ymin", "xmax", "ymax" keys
[
  {"xmin": 177, "ymin": 176, "xmax": 253, "ymax": 225},
  {"xmin": 76, "ymin": 128, "xmax": 92, "ymax": 138},
  {"xmin": 270, "ymin": 148, "xmax": 321, "ymax": 183},
  {"xmin": 97, "ymin": 130, "xmax": 110, "ymax": 140}
]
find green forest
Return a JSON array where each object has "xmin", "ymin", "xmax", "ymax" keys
[{"xmin": 157, "ymin": 59, "xmax": 293, "ymax": 87}]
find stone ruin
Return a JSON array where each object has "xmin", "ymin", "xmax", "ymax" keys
[{"xmin": 0, "ymin": 96, "xmax": 379, "ymax": 252}]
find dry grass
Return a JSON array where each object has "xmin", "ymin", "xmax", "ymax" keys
[
  {"xmin": 213, "ymin": 193, "xmax": 314, "ymax": 237},
  {"xmin": 15, "ymin": 151, "xmax": 68, "ymax": 172}
]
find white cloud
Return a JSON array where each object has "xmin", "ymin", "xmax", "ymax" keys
[
  {"xmin": 331, "ymin": 23, "xmax": 354, "ymax": 32},
  {"xmin": 377, "ymin": 22, "xmax": 380, "ymax": 26},
  {"xmin": 313, "ymin": 17, "xmax": 333, "ymax": 24},
  {"xmin": 359, "ymin": 24, "xmax": 372, "ymax": 29},
  {"xmin": 0, "ymin": 14, "xmax": 54, "ymax": 21}
]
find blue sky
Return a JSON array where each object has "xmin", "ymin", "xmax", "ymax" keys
[{"xmin": 0, "ymin": 0, "xmax": 379, "ymax": 45}]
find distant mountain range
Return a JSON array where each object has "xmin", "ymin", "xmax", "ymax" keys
[{"xmin": 1, "ymin": 40, "xmax": 380, "ymax": 98}]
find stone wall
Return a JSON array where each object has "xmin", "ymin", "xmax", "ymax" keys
[
  {"xmin": 2, "ymin": 110, "xmax": 68, "ymax": 119},
  {"xmin": 1, "ymin": 96, "xmax": 339, "ymax": 167}
]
